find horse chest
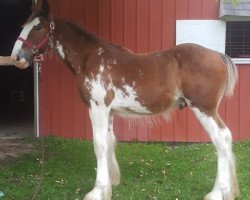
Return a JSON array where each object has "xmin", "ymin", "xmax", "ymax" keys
[{"xmin": 79, "ymin": 73, "xmax": 151, "ymax": 115}]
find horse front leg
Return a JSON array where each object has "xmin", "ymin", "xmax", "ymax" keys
[
  {"xmin": 84, "ymin": 104, "xmax": 112, "ymax": 200},
  {"xmin": 107, "ymin": 115, "xmax": 120, "ymax": 186}
]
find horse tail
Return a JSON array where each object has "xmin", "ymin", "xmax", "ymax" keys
[{"xmin": 220, "ymin": 53, "xmax": 238, "ymax": 97}]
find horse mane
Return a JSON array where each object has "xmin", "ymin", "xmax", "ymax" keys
[
  {"xmin": 65, "ymin": 19, "xmax": 128, "ymax": 52},
  {"xmin": 66, "ymin": 21, "xmax": 103, "ymax": 45},
  {"xmin": 25, "ymin": 11, "xmax": 126, "ymax": 52}
]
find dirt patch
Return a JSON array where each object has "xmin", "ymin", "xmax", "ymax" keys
[{"xmin": 0, "ymin": 139, "xmax": 34, "ymax": 162}]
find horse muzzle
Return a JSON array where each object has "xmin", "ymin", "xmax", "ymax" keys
[{"xmin": 11, "ymin": 50, "xmax": 33, "ymax": 69}]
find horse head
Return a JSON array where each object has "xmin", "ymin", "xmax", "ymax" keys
[{"xmin": 11, "ymin": 0, "xmax": 51, "ymax": 69}]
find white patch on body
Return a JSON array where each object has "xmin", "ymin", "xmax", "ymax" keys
[
  {"xmin": 138, "ymin": 69, "xmax": 143, "ymax": 76},
  {"xmin": 100, "ymin": 65, "xmax": 104, "ymax": 72},
  {"xmin": 107, "ymin": 58, "xmax": 117, "ymax": 65},
  {"xmin": 112, "ymin": 85, "xmax": 151, "ymax": 115},
  {"xmin": 76, "ymin": 65, "xmax": 81, "ymax": 74},
  {"xmin": 69, "ymin": 57, "xmax": 72, "ymax": 63},
  {"xmin": 55, "ymin": 40, "xmax": 65, "ymax": 59},
  {"xmin": 99, "ymin": 58, "xmax": 105, "ymax": 73},
  {"xmin": 121, "ymin": 77, "xmax": 125, "ymax": 84},
  {"xmin": 84, "ymin": 74, "xmax": 151, "ymax": 116},
  {"xmin": 107, "ymin": 65, "xmax": 112, "ymax": 70},
  {"xmin": 87, "ymin": 75, "xmax": 106, "ymax": 105},
  {"xmin": 98, "ymin": 47, "xmax": 104, "ymax": 56},
  {"xmin": 11, "ymin": 17, "xmax": 40, "ymax": 57},
  {"xmin": 110, "ymin": 59, "xmax": 117, "ymax": 65}
]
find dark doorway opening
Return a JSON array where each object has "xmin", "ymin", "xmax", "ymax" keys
[{"xmin": 0, "ymin": 0, "xmax": 34, "ymax": 139}]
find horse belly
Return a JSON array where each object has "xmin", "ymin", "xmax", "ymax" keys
[
  {"xmin": 111, "ymin": 85, "xmax": 152, "ymax": 116},
  {"xmin": 111, "ymin": 84, "xmax": 177, "ymax": 117}
]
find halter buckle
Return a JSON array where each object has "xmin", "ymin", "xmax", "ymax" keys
[
  {"xmin": 50, "ymin": 22, "xmax": 55, "ymax": 30},
  {"xmin": 31, "ymin": 46, "xmax": 39, "ymax": 55}
]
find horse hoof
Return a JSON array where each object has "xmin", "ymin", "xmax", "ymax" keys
[
  {"xmin": 204, "ymin": 191, "xmax": 223, "ymax": 200},
  {"xmin": 84, "ymin": 188, "xmax": 101, "ymax": 200},
  {"xmin": 204, "ymin": 191, "xmax": 235, "ymax": 200},
  {"xmin": 83, "ymin": 186, "xmax": 112, "ymax": 200},
  {"xmin": 205, "ymin": 185, "xmax": 236, "ymax": 200}
]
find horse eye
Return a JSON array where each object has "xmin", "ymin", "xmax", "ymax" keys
[{"xmin": 34, "ymin": 25, "xmax": 42, "ymax": 31}]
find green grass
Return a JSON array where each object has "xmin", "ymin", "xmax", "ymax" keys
[{"xmin": 0, "ymin": 137, "xmax": 249, "ymax": 200}]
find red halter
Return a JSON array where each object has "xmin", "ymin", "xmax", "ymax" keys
[{"xmin": 17, "ymin": 16, "xmax": 55, "ymax": 62}]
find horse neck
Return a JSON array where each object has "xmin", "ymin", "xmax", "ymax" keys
[{"xmin": 52, "ymin": 16, "xmax": 102, "ymax": 74}]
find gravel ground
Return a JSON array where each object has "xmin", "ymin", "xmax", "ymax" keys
[{"xmin": 0, "ymin": 139, "xmax": 34, "ymax": 161}]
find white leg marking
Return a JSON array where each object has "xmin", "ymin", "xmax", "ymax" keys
[
  {"xmin": 191, "ymin": 107, "xmax": 238, "ymax": 200},
  {"xmin": 84, "ymin": 76, "xmax": 113, "ymax": 200},
  {"xmin": 11, "ymin": 17, "xmax": 40, "ymax": 57},
  {"xmin": 107, "ymin": 116, "xmax": 120, "ymax": 186},
  {"xmin": 98, "ymin": 47, "xmax": 104, "ymax": 56},
  {"xmin": 84, "ymin": 103, "xmax": 112, "ymax": 200}
]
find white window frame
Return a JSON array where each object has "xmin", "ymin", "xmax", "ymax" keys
[{"xmin": 232, "ymin": 58, "xmax": 250, "ymax": 64}]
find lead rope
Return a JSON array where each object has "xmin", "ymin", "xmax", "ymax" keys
[
  {"xmin": 30, "ymin": 16, "xmax": 54, "ymax": 199},
  {"xmin": 31, "ymin": 59, "xmax": 45, "ymax": 200}
]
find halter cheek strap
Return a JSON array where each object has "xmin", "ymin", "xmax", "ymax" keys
[{"xmin": 17, "ymin": 36, "xmax": 50, "ymax": 55}]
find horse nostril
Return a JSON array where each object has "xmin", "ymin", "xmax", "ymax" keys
[{"xmin": 16, "ymin": 56, "xmax": 20, "ymax": 61}]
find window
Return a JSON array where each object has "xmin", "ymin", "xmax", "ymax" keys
[{"xmin": 226, "ymin": 21, "xmax": 250, "ymax": 58}]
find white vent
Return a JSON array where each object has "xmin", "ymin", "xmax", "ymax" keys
[{"xmin": 176, "ymin": 20, "xmax": 226, "ymax": 53}]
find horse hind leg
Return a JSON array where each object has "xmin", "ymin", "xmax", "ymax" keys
[
  {"xmin": 107, "ymin": 115, "xmax": 120, "ymax": 186},
  {"xmin": 190, "ymin": 107, "xmax": 239, "ymax": 200}
]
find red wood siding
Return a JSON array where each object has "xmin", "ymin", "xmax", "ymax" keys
[{"xmin": 41, "ymin": 0, "xmax": 250, "ymax": 142}]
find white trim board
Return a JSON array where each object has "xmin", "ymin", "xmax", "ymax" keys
[{"xmin": 232, "ymin": 58, "xmax": 250, "ymax": 65}]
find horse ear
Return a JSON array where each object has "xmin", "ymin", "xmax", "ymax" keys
[
  {"xmin": 32, "ymin": 0, "xmax": 42, "ymax": 13},
  {"xmin": 41, "ymin": 0, "xmax": 50, "ymax": 17},
  {"xmin": 32, "ymin": 0, "xmax": 50, "ymax": 17}
]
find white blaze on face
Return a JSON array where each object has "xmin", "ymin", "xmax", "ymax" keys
[{"xmin": 11, "ymin": 17, "xmax": 41, "ymax": 58}]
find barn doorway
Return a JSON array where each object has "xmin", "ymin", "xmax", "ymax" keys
[{"xmin": 0, "ymin": 0, "xmax": 36, "ymax": 139}]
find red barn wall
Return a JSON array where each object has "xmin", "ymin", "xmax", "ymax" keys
[{"xmin": 41, "ymin": 0, "xmax": 250, "ymax": 142}]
